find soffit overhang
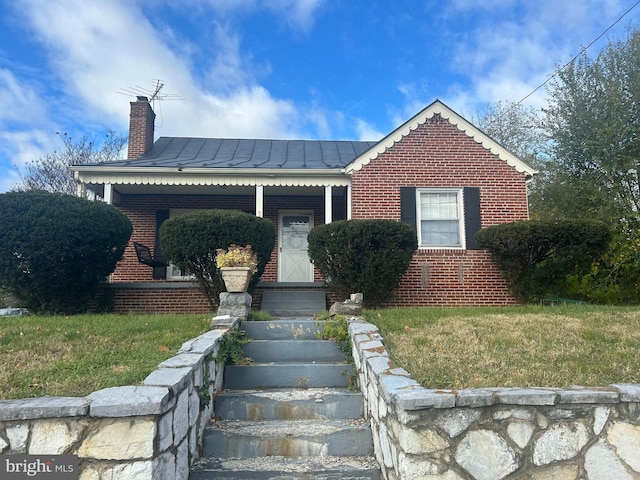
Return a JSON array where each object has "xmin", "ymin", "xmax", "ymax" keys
[
  {"xmin": 345, "ymin": 99, "xmax": 538, "ymax": 178},
  {"xmin": 72, "ymin": 167, "xmax": 351, "ymax": 188}
]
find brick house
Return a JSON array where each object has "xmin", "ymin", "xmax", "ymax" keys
[{"xmin": 71, "ymin": 97, "xmax": 535, "ymax": 313}]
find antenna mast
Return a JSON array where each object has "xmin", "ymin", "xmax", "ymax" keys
[{"xmin": 117, "ymin": 79, "xmax": 182, "ymax": 109}]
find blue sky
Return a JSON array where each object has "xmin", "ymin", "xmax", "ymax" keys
[{"xmin": 0, "ymin": 0, "xmax": 639, "ymax": 192}]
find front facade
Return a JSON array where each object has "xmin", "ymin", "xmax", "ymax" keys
[{"xmin": 72, "ymin": 98, "xmax": 535, "ymax": 313}]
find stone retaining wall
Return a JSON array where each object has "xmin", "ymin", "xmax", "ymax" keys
[
  {"xmin": 349, "ymin": 319, "xmax": 640, "ymax": 480},
  {"xmin": 0, "ymin": 315, "xmax": 237, "ymax": 480}
]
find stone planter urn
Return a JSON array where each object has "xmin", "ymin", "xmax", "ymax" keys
[{"xmin": 220, "ymin": 267, "xmax": 252, "ymax": 293}]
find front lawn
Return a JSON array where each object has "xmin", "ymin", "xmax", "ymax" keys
[
  {"xmin": 0, "ymin": 313, "xmax": 212, "ymax": 400},
  {"xmin": 367, "ymin": 305, "xmax": 640, "ymax": 389},
  {"xmin": 3, "ymin": 306, "xmax": 639, "ymax": 400}
]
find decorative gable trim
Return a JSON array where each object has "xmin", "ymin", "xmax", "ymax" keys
[{"xmin": 344, "ymin": 99, "xmax": 537, "ymax": 178}]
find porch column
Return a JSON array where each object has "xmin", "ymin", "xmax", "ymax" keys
[
  {"xmin": 104, "ymin": 183, "xmax": 113, "ymax": 205},
  {"xmin": 325, "ymin": 186, "xmax": 332, "ymax": 224},
  {"xmin": 255, "ymin": 185, "xmax": 264, "ymax": 217},
  {"xmin": 347, "ymin": 185, "xmax": 352, "ymax": 220}
]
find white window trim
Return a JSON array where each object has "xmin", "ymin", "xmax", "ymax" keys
[{"xmin": 416, "ymin": 188, "xmax": 466, "ymax": 250}]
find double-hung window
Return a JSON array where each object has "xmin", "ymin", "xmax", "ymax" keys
[{"xmin": 417, "ymin": 188, "xmax": 465, "ymax": 248}]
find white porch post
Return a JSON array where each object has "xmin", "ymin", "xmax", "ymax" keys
[
  {"xmin": 103, "ymin": 183, "xmax": 113, "ymax": 204},
  {"xmin": 347, "ymin": 184, "xmax": 352, "ymax": 220},
  {"xmin": 325, "ymin": 186, "xmax": 332, "ymax": 224},
  {"xmin": 74, "ymin": 171, "xmax": 85, "ymax": 198},
  {"xmin": 255, "ymin": 185, "xmax": 264, "ymax": 217}
]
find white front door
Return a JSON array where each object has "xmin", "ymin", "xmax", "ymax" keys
[{"xmin": 278, "ymin": 212, "xmax": 314, "ymax": 282}]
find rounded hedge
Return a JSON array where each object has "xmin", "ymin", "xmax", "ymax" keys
[
  {"xmin": 0, "ymin": 191, "xmax": 133, "ymax": 313},
  {"xmin": 308, "ymin": 219, "xmax": 417, "ymax": 307},
  {"xmin": 476, "ymin": 219, "xmax": 611, "ymax": 302},
  {"xmin": 159, "ymin": 209, "xmax": 276, "ymax": 308}
]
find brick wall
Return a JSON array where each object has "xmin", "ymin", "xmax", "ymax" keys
[
  {"xmin": 350, "ymin": 114, "xmax": 528, "ymax": 306},
  {"xmin": 105, "ymin": 286, "xmax": 211, "ymax": 314}
]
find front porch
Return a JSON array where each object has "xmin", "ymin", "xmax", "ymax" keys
[{"xmin": 98, "ymin": 281, "xmax": 330, "ymax": 315}]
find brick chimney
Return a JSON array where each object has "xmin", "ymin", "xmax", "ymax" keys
[{"xmin": 127, "ymin": 96, "xmax": 156, "ymax": 159}]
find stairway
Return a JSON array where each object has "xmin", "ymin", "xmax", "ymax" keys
[
  {"xmin": 190, "ymin": 319, "xmax": 380, "ymax": 479},
  {"xmin": 260, "ymin": 290, "xmax": 327, "ymax": 317}
]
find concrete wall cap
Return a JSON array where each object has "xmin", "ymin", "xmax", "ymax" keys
[
  {"xmin": 143, "ymin": 366, "xmax": 193, "ymax": 394},
  {"xmin": 88, "ymin": 386, "xmax": 171, "ymax": 417},
  {"xmin": 0, "ymin": 397, "xmax": 89, "ymax": 421}
]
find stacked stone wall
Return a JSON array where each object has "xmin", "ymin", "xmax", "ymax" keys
[
  {"xmin": 350, "ymin": 319, "xmax": 640, "ymax": 480},
  {"xmin": 0, "ymin": 316, "xmax": 237, "ymax": 480}
]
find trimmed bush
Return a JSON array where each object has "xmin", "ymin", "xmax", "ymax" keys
[
  {"xmin": 476, "ymin": 219, "xmax": 611, "ymax": 302},
  {"xmin": 307, "ymin": 219, "xmax": 417, "ymax": 307},
  {"xmin": 159, "ymin": 209, "xmax": 276, "ymax": 309},
  {"xmin": 0, "ymin": 191, "xmax": 132, "ymax": 313}
]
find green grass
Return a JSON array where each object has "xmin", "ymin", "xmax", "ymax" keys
[
  {"xmin": 366, "ymin": 305, "xmax": 640, "ymax": 390},
  {"xmin": 4, "ymin": 306, "xmax": 640, "ymax": 399},
  {"xmin": 0, "ymin": 313, "xmax": 212, "ymax": 400}
]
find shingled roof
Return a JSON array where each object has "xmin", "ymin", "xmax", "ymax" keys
[{"xmin": 107, "ymin": 137, "xmax": 379, "ymax": 170}]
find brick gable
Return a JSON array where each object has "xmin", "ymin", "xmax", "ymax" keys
[{"xmin": 350, "ymin": 114, "xmax": 528, "ymax": 306}]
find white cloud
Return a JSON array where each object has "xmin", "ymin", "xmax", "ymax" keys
[
  {"xmin": 263, "ymin": 0, "xmax": 325, "ymax": 32},
  {"xmin": 195, "ymin": 0, "xmax": 324, "ymax": 32},
  {"xmin": 354, "ymin": 119, "xmax": 384, "ymax": 142},
  {"xmin": 161, "ymin": 86, "xmax": 299, "ymax": 139},
  {"xmin": 5, "ymin": 0, "xmax": 310, "ymax": 151},
  {"xmin": 0, "ymin": 69, "xmax": 60, "ymax": 175},
  {"xmin": 441, "ymin": 0, "xmax": 633, "ymax": 115}
]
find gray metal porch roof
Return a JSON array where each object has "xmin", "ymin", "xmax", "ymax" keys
[{"xmin": 109, "ymin": 138, "xmax": 379, "ymax": 170}]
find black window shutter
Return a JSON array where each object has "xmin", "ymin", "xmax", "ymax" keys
[
  {"xmin": 153, "ymin": 210, "xmax": 170, "ymax": 279},
  {"xmin": 400, "ymin": 187, "xmax": 417, "ymax": 230},
  {"xmin": 463, "ymin": 187, "xmax": 481, "ymax": 250}
]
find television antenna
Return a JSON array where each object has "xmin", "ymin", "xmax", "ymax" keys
[{"xmin": 117, "ymin": 79, "xmax": 182, "ymax": 110}]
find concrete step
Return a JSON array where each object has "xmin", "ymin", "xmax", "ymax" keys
[
  {"xmin": 242, "ymin": 319, "xmax": 323, "ymax": 340},
  {"xmin": 190, "ymin": 455, "xmax": 381, "ymax": 479},
  {"xmin": 202, "ymin": 419, "xmax": 374, "ymax": 458},
  {"xmin": 214, "ymin": 388, "xmax": 364, "ymax": 421},
  {"xmin": 224, "ymin": 363, "xmax": 353, "ymax": 389},
  {"xmin": 243, "ymin": 339, "xmax": 344, "ymax": 363},
  {"xmin": 261, "ymin": 290, "xmax": 327, "ymax": 317}
]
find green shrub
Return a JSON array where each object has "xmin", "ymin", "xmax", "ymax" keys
[
  {"xmin": 0, "ymin": 191, "xmax": 132, "ymax": 313},
  {"xmin": 566, "ymin": 228, "xmax": 640, "ymax": 304},
  {"xmin": 476, "ymin": 219, "xmax": 611, "ymax": 303},
  {"xmin": 159, "ymin": 209, "xmax": 276, "ymax": 309},
  {"xmin": 307, "ymin": 219, "xmax": 417, "ymax": 307}
]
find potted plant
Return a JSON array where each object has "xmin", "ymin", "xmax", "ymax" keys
[{"xmin": 216, "ymin": 244, "xmax": 258, "ymax": 292}]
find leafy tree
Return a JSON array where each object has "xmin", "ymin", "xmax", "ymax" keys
[
  {"xmin": 475, "ymin": 100, "xmax": 547, "ymax": 167},
  {"xmin": 527, "ymin": 27, "xmax": 640, "ymax": 303},
  {"xmin": 0, "ymin": 191, "xmax": 132, "ymax": 313},
  {"xmin": 307, "ymin": 219, "xmax": 417, "ymax": 307},
  {"xmin": 13, "ymin": 130, "xmax": 126, "ymax": 195},
  {"xmin": 541, "ymin": 27, "xmax": 640, "ymax": 226},
  {"xmin": 159, "ymin": 210, "xmax": 276, "ymax": 309},
  {"xmin": 475, "ymin": 100, "xmax": 549, "ymax": 218}
]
